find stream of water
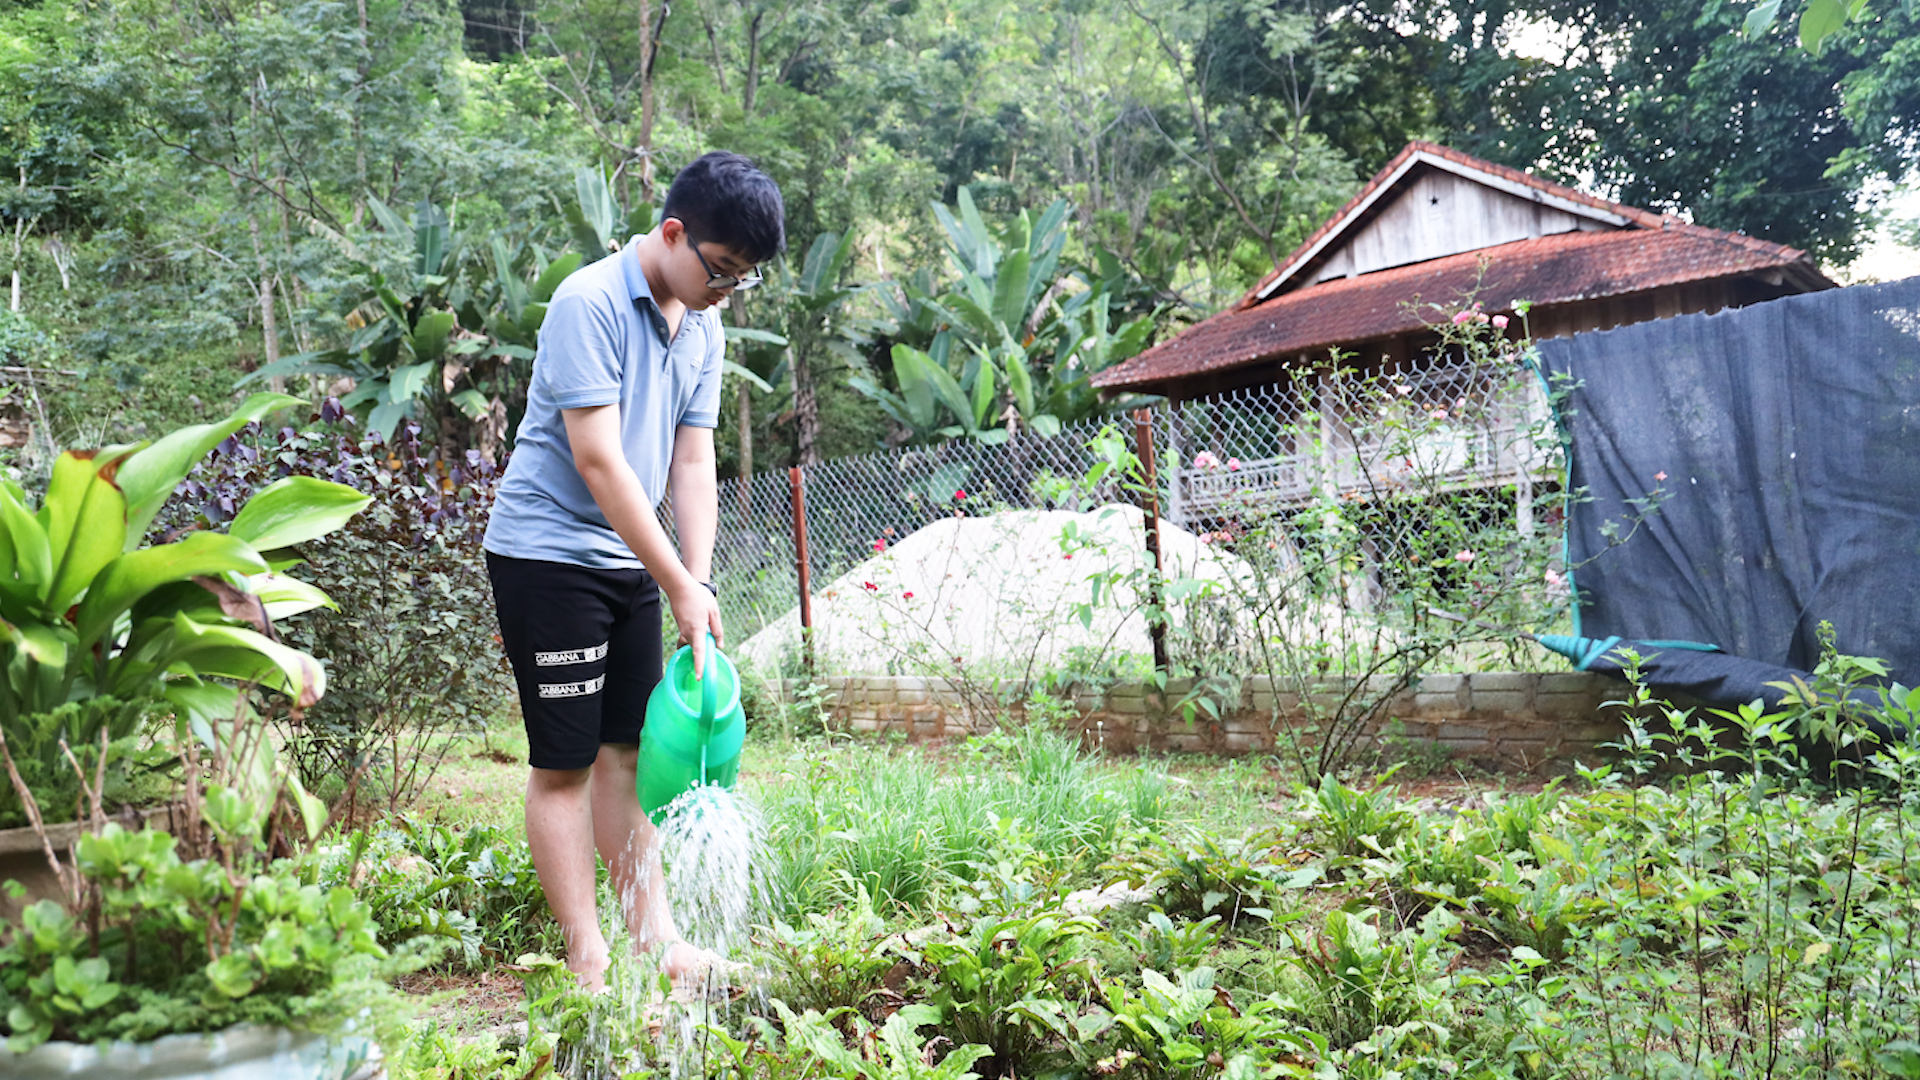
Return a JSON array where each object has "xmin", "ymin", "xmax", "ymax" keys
[{"xmin": 555, "ymin": 783, "xmax": 772, "ymax": 1078}]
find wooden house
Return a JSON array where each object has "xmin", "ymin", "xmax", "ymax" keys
[{"xmin": 1092, "ymin": 141, "xmax": 1835, "ymax": 518}]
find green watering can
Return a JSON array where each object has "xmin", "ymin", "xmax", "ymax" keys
[{"xmin": 636, "ymin": 632, "xmax": 745, "ymax": 823}]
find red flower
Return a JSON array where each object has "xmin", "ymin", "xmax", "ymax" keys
[
  {"xmin": 954, "ymin": 489, "xmax": 968, "ymax": 500},
  {"xmin": 872, "ymin": 539, "xmax": 887, "ymax": 552},
  {"xmin": 903, "ymin": 591, "xmax": 915, "ymax": 600},
  {"xmin": 863, "ymin": 581, "xmax": 878, "ymax": 591}
]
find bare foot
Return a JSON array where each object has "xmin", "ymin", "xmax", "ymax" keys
[
  {"xmin": 568, "ymin": 943, "xmax": 611, "ymax": 993},
  {"xmin": 660, "ymin": 940, "xmax": 734, "ymax": 984}
]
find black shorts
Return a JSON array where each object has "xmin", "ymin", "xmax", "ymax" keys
[{"xmin": 486, "ymin": 551, "xmax": 663, "ymax": 770}]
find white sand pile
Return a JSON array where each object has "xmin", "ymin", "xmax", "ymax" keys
[{"xmin": 736, "ymin": 504, "xmax": 1267, "ymax": 677}]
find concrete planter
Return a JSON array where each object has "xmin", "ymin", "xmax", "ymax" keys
[
  {"xmin": 0, "ymin": 807, "xmax": 178, "ymax": 925},
  {"xmin": 0, "ymin": 1023, "xmax": 379, "ymax": 1080}
]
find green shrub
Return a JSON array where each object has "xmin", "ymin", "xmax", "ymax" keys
[
  {"xmin": 0, "ymin": 821, "xmax": 428, "ymax": 1051},
  {"xmin": 1105, "ymin": 826, "xmax": 1298, "ymax": 927},
  {"xmin": 1282, "ymin": 907, "xmax": 1455, "ymax": 1051},
  {"xmin": 760, "ymin": 890, "xmax": 900, "ymax": 1020},
  {"xmin": 165, "ymin": 415, "xmax": 512, "ymax": 811},
  {"xmin": 315, "ymin": 819, "xmax": 559, "ymax": 970}
]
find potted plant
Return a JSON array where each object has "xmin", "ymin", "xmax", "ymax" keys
[
  {"xmin": 0, "ymin": 392, "xmax": 365, "ymax": 863},
  {"xmin": 0, "ymin": 729, "xmax": 425, "ymax": 1077},
  {"xmin": 0, "ymin": 396, "xmax": 416, "ymax": 1076}
]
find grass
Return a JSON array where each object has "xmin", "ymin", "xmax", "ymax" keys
[{"xmin": 316, "ymin": 659, "xmax": 1920, "ymax": 1079}]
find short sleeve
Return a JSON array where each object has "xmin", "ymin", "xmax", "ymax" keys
[
  {"xmin": 537, "ymin": 289, "xmax": 625, "ymax": 410},
  {"xmin": 679, "ymin": 315, "xmax": 725, "ymax": 428}
]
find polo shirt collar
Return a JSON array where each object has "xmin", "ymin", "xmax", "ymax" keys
[{"xmin": 621, "ymin": 239, "xmax": 674, "ymax": 347}]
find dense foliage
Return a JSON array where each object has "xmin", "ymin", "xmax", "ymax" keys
[
  {"xmin": 0, "ymin": 0, "xmax": 1913, "ymax": 468},
  {"xmin": 355, "ymin": 660, "xmax": 1920, "ymax": 1079},
  {"xmin": 160, "ymin": 404, "xmax": 514, "ymax": 810}
]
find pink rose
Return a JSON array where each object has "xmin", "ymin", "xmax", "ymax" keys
[
  {"xmin": 1492, "ymin": 315, "xmax": 1509, "ymax": 329},
  {"xmin": 1655, "ymin": 471, "xmax": 1668, "ymax": 482},
  {"xmin": 1452, "ymin": 310, "xmax": 1473, "ymax": 325},
  {"xmin": 1455, "ymin": 549, "xmax": 1475, "ymax": 563},
  {"xmin": 1226, "ymin": 457, "xmax": 1241, "ymax": 471},
  {"xmin": 1430, "ymin": 409, "xmax": 1449, "ymax": 420}
]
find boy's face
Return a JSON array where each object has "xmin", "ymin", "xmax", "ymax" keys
[{"xmin": 662, "ymin": 218, "xmax": 760, "ymax": 311}]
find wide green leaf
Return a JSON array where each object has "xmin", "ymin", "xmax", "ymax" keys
[
  {"xmin": 146, "ymin": 613, "xmax": 325, "ymax": 708},
  {"xmin": 450, "ymin": 388, "xmax": 491, "ymax": 420},
  {"xmin": 368, "ymin": 399, "xmax": 411, "ymax": 440},
  {"xmin": 723, "ymin": 326, "xmax": 789, "ymax": 346},
  {"xmin": 1799, "ymin": 0, "xmax": 1847, "ymax": 50},
  {"xmin": 992, "ymin": 249, "xmax": 1031, "ymax": 335},
  {"xmin": 797, "ymin": 230, "xmax": 846, "ymax": 297},
  {"xmin": 898, "ymin": 345, "xmax": 973, "ymax": 431},
  {"xmin": 247, "ymin": 572, "xmax": 337, "ymax": 620},
  {"xmin": 574, "ymin": 166, "xmax": 618, "ymax": 253},
  {"xmin": 970, "ymin": 355, "xmax": 998, "ymax": 429},
  {"xmin": 889, "ymin": 346, "xmax": 936, "ymax": 429},
  {"xmin": 531, "ymin": 252, "xmax": 581, "ymax": 302},
  {"xmin": 46, "ymin": 449, "xmax": 135, "ymax": 614},
  {"xmin": 161, "ymin": 680, "xmax": 248, "ymax": 749},
  {"xmin": 117, "ymin": 393, "xmax": 305, "ymax": 548},
  {"xmin": 233, "ymin": 350, "xmax": 355, "ymax": 388},
  {"xmin": 407, "ymin": 310, "xmax": 456, "ymax": 364},
  {"xmin": 0, "ymin": 484, "xmax": 50, "ymax": 608},
  {"xmin": 1005, "ymin": 351, "xmax": 1036, "ymax": 418},
  {"xmin": 73, "ymin": 531, "xmax": 271, "ymax": 651},
  {"xmin": 228, "ymin": 477, "xmax": 372, "ymax": 552},
  {"xmin": 0, "ymin": 616, "xmax": 69, "ymax": 667},
  {"xmin": 722, "ymin": 361, "xmax": 775, "ymax": 393},
  {"xmin": 388, "ymin": 360, "xmax": 436, "ymax": 404}
]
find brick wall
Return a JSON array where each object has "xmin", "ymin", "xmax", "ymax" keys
[{"xmin": 786, "ymin": 671, "xmax": 1627, "ymax": 768}]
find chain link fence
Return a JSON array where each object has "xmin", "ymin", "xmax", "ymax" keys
[{"xmin": 681, "ymin": 351, "xmax": 1557, "ymax": 658}]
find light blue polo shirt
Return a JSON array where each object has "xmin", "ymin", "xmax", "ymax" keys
[{"xmin": 484, "ymin": 242, "xmax": 724, "ymax": 569}]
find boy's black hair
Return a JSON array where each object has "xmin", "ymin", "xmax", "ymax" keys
[{"xmin": 662, "ymin": 152, "xmax": 786, "ymax": 264}]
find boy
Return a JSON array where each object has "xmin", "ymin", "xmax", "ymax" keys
[{"xmin": 483, "ymin": 152, "xmax": 784, "ymax": 990}]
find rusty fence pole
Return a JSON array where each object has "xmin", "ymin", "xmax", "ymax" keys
[
  {"xmin": 788, "ymin": 466, "xmax": 816, "ymax": 678},
  {"xmin": 1133, "ymin": 409, "xmax": 1170, "ymax": 676}
]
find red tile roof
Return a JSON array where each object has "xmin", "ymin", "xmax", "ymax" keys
[
  {"xmin": 1239, "ymin": 140, "xmax": 1676, "ymax": 308},
  {"xmin": 1093, "ymin": 227, "xmax": 1827, "ymax": 391}
]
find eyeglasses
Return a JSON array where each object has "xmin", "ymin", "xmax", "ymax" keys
[{"xmin": 676, "ymin": 222, "xmax": 763, "ymax": 291}]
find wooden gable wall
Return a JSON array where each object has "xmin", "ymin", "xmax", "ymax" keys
[{"xmin": 1305, "ymin": 170, "xmax": 1616, "ymax": 286}]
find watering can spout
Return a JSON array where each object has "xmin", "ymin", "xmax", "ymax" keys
[{"xmin": 637, "ymin": 631, "xmax": 745, "ymax": 822}]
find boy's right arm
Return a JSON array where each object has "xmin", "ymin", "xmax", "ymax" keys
[{"xmin": 563, "ymin": 403, "xmax": 724, "ymax": 674}]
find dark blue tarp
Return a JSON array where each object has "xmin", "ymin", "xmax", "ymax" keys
[{"xmin": 1536, "ymin": 276, "xmax": 1920, "ymax": 687}]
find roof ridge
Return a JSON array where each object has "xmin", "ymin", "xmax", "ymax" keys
[
  {"xmin": 1100, "ymin": 228, "xmax": 1830, "ymax": 391},
  {"xmin": 1235, "ymin": 140, "xmax": 1807, "ymax": 311}
]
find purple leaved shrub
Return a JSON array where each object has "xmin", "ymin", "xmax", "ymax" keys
[{"xmin": 159, "ymin": 400, "xmax": 514, "ymax": 811}]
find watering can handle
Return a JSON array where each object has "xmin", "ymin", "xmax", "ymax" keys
[{"xmin": 698, "ymin": 630, "xmax": 718, "ymax": 733}]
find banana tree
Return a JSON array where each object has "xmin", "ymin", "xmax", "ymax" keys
[
  {"xmin": 565, "ymin": 166, "xmax": 657, "ymax": 263},
  {"xmin": 238, "ymin": 198, "xmax": 576, "ymax": 443},
  {"xmin": 0, "ymin": 394, "xmax": 370, "ymax": 818},
  {"xmin": 854, "ymin": 188, "xmax": 1158, "ymax": 445}
]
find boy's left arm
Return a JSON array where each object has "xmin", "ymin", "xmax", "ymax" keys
[
  {"xmin": 668, "ymin": 424, "xmax": 718, "ymax": 584},
  {"xmin": 670, "ymin": 317, "xmax": 725, "ymax": 586}
]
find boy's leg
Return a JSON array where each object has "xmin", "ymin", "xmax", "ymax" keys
[
  {"xmin": 590, "ymin": 743, "xmax": 677, "ymax": 947},
  {"xmin": 488, "ymin": 553, "xmax": 631, "ymax": 989},
  {"xmin": 526, "ymin": 766, "xmax": 608, "ymax": 986},
  {"xmin": 593, "ymin": 571, "xmax": 711, "ymax": 978}
]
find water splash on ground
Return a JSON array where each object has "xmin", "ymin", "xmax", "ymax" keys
[{"xmin": 552, "ymin": 784, "xmax": 773, "ymax": 1077}]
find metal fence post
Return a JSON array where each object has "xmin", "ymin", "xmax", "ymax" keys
[
  {"xmin": 788, "ymin": 465, "xmax": 815, "ymax": 677},
  {"xmin": 1133, "ymin": 409, "xmax": 1170, "ymax": 676}
]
